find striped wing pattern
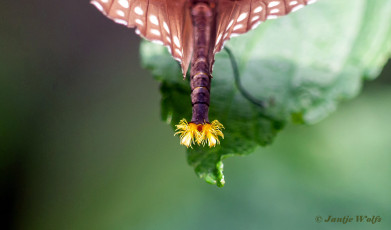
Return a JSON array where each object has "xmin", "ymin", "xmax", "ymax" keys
[
  {"xmin": 90, "ymin": 0, "xmax": 193, "ymax": 76},
  {"xmin": 213, "ymin": 0, "xmax": 317, "ymax": 54},
  {"xmin": 90, "ymin": 0, "xmax": 317, "ymax": 75}
]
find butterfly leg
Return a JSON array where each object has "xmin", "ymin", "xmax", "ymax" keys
[{"xmin": 225, "ymin": 46, "xmax": 281, "ymax": 122}]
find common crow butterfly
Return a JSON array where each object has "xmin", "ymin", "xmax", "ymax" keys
[{"xmin": 91, "ymin": 0, "xmax": 317, "ymax": 147}]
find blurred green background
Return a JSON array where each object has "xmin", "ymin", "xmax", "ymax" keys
[{"xmin": 1, "ymin": 1, "xmax": 390, "ymax": 230}]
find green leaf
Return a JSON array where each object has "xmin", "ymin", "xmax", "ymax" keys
[{"xmin": 140, "ymin": 0, "xmax": 391, "ymax": 187}]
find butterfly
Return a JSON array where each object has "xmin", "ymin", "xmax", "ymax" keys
[{"xmin": 90, "ymin": 0, "xmax": 317, "ymax": 147}]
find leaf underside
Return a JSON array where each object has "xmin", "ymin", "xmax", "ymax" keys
[{"xmin": 141, "ymin": 0, "xmax": 391, "ymax": 187}]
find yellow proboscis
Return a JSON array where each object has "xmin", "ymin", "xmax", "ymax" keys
[{"xmin": 175, "ymin": 119, "xmax": 224, "ymax": 148}]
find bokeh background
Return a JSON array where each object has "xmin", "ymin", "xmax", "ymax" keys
[{"xmin": 1, "ymin": 1, "xmax": 390, "ymax": 230}]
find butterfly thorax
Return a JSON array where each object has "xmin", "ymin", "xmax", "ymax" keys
[{"xmin": 190, "ymin": 2, "xmax": 215, "ymax": 124}]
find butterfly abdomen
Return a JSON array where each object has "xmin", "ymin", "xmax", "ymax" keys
[
  {"xmin": 174, "ymin": 1, "xmax": 224, "ymax": 148},
  {"xmin": 190, "ymin": 2, "xmax": 214, "ymax": 125}
]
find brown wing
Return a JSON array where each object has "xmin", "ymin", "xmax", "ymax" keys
[
  {"xmin": 213, "ymin": 0, "xmax": 317, "ymax": 55},
  {"xmin": 90, "ymin": 0, "xmax": 193, "ymax": 76}
]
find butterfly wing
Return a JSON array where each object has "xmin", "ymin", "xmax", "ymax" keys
[
  {"xmin": 90, "ymin": 0, "xmax": 193, "ymax": 76},
  {"xmin": 91, "ymin": 0, "xmax": 316, "ymax": 75},
  {"xmin": 212, "ymin": 0, "xmax": 317, "ymax": 55}
]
